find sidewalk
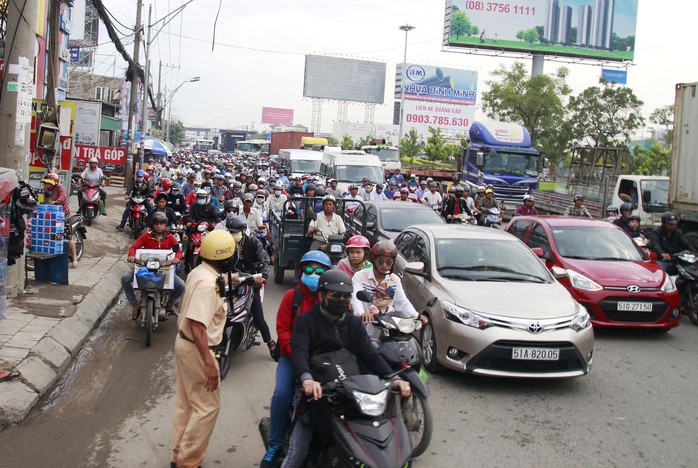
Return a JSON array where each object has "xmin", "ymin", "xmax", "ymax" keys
[{"xmin": 0, "ymin": 185, "xmax": 133, "ymax": 428}]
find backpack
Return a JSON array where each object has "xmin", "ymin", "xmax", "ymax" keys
[{"xmin": 271, "ymin": 286, "xmax": 305, "ymax": 362}]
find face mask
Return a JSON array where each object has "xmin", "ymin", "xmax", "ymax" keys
[
  {"xmin": 301, "ymin": 273, "xmax": 320, "ymax": 291},
  {"xmin": 232, "ymin": 232, "xmax": 243, "ymax": 243},
  {"xmin": 455, "ymin": 193, "xmax": 463, "ymax": 198},
  {"xmin": 274, "ymin": 190, "xmax": 281, "ymax": 197},
  {"xmin": 326, "ymin": 298, "xmax": 350, "ymax": 318},
  {"xmin": 196, "ymin": 198, "xmax": 206, "ymax": 205}
]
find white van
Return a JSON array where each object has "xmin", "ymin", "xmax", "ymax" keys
[
  {"xmin": 278, "ymin": 149, "xmax": 324, "ymax": 179},
  {"xmin": 320, "ymin": 148, "xmax": 384, "ymax": 194},
  {"xmin": 361, "ymin": 145, "xmax": 401, "ymax": 172}
]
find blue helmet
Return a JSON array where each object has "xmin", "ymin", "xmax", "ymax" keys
[
  {"xmin": 136, "ymin": 170, "xmax": 145, "ymax": 177},
  {"xmin": 300, "ymin": 250, "xmax": 331, "ymax": 269}
]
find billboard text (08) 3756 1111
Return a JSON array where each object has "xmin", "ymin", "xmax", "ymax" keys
[{"xmin": 443, "ymin": 0, "xmax": 638, "ymax": 62}]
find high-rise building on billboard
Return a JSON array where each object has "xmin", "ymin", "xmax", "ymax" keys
[
  {"xmin": 545, "ymin": 1, "xmax": 560, "ymax": 43},
  {"xmin": 558, "ymin": 6, "xmax": 573, "ymax": 44},
  {"xmin": 591, "ymin": 0, "xmax": 615, "ymax": 49},
  {"xmin": 577, "ymin": 5, "xmax": 592, "ymax": 46}
]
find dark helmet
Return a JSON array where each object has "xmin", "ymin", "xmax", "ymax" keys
[
  {"xmin": 171, "ymin": 182, "xmax": 181, "ymax": 191},
  {"xmin": 573, "ymin": 194, "xmax": 584, "ymax": 202},
  {"xmin": 317, "ymin": 269, "xmax": 353, "ymax": 293},
  {"xmin": 606, "ymin": 205, "xmax": 618, "ymax": 215},
  {"xmin": 223, "ymin": 199, "xmax": 237, "ymax": 212},
  {"xmin": 225, "ymin": 215, "xmax": 247, "ymax": 233},
  {"xmin": 661, "ymin": 212, "xmax": 679, "ymax": 225},
  {"xmin": 619, "ymin": 202, "xmax": 633, "ymax": 219},
  {"xmin": 315, "ymin": 186, "xmax": 326, "ymax": 197},
  {"xmin": 454, "ymin": 186, "xmax": 465, "ymax": 194},
  {"xmin": 305, "ymin": 184, "xmax": 316, "ymax": 193},
  {"xmin": 371, "ymin": 240, "xmax": 397, "ymax": 258},
  {"xmin": 151, "ymin": 212, "xmax": 168, "ymax": 225},
  {"xmin": 627, "ymin": 215, "xmax": 641, "ymax": 222}
]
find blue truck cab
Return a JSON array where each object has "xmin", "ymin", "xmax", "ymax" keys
[{"xmin": 462, "ymin": 121, "xmax": 540, "ymax": 210}]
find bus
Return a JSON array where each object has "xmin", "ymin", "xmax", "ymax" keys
[
  {"xmin": 193, "ymin": 139, "xmax": 215, "ymax": 152},
  {"xmin": 236, "ymin": 139, "xmax": 270, "ymax": 158}
]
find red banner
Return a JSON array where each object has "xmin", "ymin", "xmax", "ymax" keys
[{"xmin": 72, "ymin": 144, "xmax": 127, "ymax": 176}]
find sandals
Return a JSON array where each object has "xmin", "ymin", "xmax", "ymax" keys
[{"xmin": 131, "ymin": 305, "xmax": 141, "ymax": 320}]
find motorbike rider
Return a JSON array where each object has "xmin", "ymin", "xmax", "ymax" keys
[
  {"xmin": 392, "ymin": 167, "xmax": 405, "ymax": 186},
  {"xmin": 613, "ymin": 202, "xmax": 635, "ymax": 234},
  {"xmin": 260, "ymin": 251, "xmax": 330, "ymax": 468},
  {"xmin": 422, "ymin": 181, "xmax": 443, "ymax": 211},
  {"xmin": 267, "ymin": 182, "xmax": 287, "ymax": 216},
  {"xmin": 383, "ymin": 179, "xmax": 397, "ymax": 200},
  {"xmin": 337, "ymin": 235, "xmax": 372, "ymax": 278},
  {"xmin": 370, "ymin": 183, "xmax": 389, "ymax": 201},
  {"xmin": 306, "ymin": 194, "xmax": 346, "ymax": 251},
  {"xmin": 282, "ymin": 269, "xmax": 411, "ymax": 468},
  {"xmin": 210, "ymin": 174, "xmax": 228, "ymax": 203},
  {"xmin": 352, "ymin": 240, "xmax": 426, "ymax": 338},
  {"xmin": 240, "ymin": 193, "xmax": 265, "ymax": 236},
  {"xmin": 606, "ymin": 205, "xmax": 619, "ymax": 223},
  {"xmin": 121, "ymin": 212, "xmax": 185, "ymax": 319},
  {"xmin": 360, "ymin": 182, "xmax": 374, "ymax": 201},
  {"xmin": 477, "ymin": 187, "xmax": 500, "ymax": 225},
  {"xmin": 116, "ymin": 170, "xmax": 153, "ymax": 232},
  {"xmin": 180, "ymin": 172, "xmax": 197, "ymax": 199},
  {"xmin": 396, "ymin": 186, "xmax": 411, "ymax": 202},
  {"xmin": 171, "ymin": 230, "xmax": 239, "ymax": 468},
  {"xmin": 79, "ymin": 157, "xmax": 108, "ymax": 216},
  {"xmin": 325, "ymin": 178, "xmax": 342, "ymax": 198},
  {"xmin": 288, "ymin": 176, "xmax": 304, "ymax": 197},
  {"xmin": 647, "ymin": 212, "xmax": 695, "ymax": 272},
  {"xmin": 167, "ymin": 182, "xmax": 187, "ymax": 214},
  {"xmin": 41, "ymin": 173, "xmax": 78, "ymax": 268},
  {"xmin": 148, "ymin": 193, "xmax": 177, "ymax": 228},
  {"xmin": 444, "ymin": 186, "xmax": 474, "ymax": 222},
  {"xmin": 253, "ymin": 189, "xmax": 268, "ymax": 215},
  {"xmin": 188, "ymin": 189, "xmax": 220, "ymax": 226},
  {"xmin": 185, "ymin": 180, "xmax": 203, "ymax": 206},
  {"xmin": 626, "ymin": 215, "xmax": 644, "ymax": 239},
  {"xmin": 564, "ymin": 195, "xmax": 593, "ymax": 218},
  {"xmin": 160, "ymin": 161, "xmax": 175, "ymax": 180},
  {"xmin": 223, "ymin": 216, "xmax": 277, "ymax": 358},
  {"xmin": 514, "ymin": 194, "xmax": 539, "ymax": 217}
]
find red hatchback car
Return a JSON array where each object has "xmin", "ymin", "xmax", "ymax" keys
[{"xmin": 506, "ymin": 216, "xmax": 681, "ymax": 330}]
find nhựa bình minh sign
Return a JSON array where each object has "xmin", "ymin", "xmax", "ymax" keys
[
  {"xmin": 444, "ymin": 0, "xmax": 638, "ymax": 62},
  {"xmin": 397, "ymin": 63, "xmax": 478, "ymax": 105}
]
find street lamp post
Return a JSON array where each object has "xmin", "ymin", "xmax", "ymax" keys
[
  {"xmin": 397, "ymin": 23, "xmax": 415, "ymax": 145},
  {"xmin": 164, "ymin": 76, "xmax": 200, "ymax": 143}
]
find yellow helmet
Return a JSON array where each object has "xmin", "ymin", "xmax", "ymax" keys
[{"xmin": 199, "ymin": 230, "xmax": 236, "ymax": 261}]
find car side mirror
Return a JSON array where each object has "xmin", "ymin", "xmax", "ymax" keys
[
  {"xmin": 365, "ymin": 221, "xmax": 376, "ymax": 231},
  {"xmin": 551, "ymin": 266, "xmax": 568, "ymax": 280},
  {"xmin": 531, "ymin": 247, "xmax": 545, "ymax": 258},
  {"xmin": 426, "ymin": 296, "xmax": 438, "ymax": 308},
  {"xmin": 642, "ymin": 190, "xmax": 651, "ymax": 204},
  {"xmin": 404, "ymin": 261, "xmax": 425, "ymax": 275},
  {"xmin": 475, "ymin": 151, "xmax": 484, "ymax": 167}
]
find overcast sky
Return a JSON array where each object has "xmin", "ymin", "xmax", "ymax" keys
[{"xmin": 94, "ymin": 0, "xmax": 698, "ymax": 134}]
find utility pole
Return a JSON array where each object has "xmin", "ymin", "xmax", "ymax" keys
[
  {"xmin": 156, "ymin": 61, "xmax": 162, "ymax": 131},
  {"xmin": 41, "ymin": 0, "xmax": 62, "ymax": 172},
  {"xmin": 125, "ymin": 0, "xmax": 143, "ymax": 186},
  {"xmin": 0, "ymin": 0, "xmax": 40, "ymax": 297}
]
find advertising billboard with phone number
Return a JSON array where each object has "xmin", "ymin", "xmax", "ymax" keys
[
  {"xmin": 443, "ymin": 0, "xmax": 638, "ymax": 62},
  {"xmin": 401, "ymin": 100, "xmax": 475, "ymax": 140}
]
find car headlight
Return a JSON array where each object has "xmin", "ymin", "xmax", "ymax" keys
[
  {"xmin": 570, "ymin": 306, "xmax": 591, "ymax": 332},
  {"xmin": 661, "ymin": 274, "xmax": 677, "ymax": 293},
  {"xmin": 352, "ymin": 389, "xmax": 389, "ymax": 416},
  {"xmin": 443, "ymin": 302, "xmax": 493, "ymax": 329},
  {"xmin": 567, "ymin": 270, "xmax": 603, "ymax": 292}
]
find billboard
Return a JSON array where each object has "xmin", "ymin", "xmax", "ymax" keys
[
  {"xmin": 401, "ymin": 100, "xmax": 475, "ymax": 140},
  {"xmin": 74, "ymin": 101, "xmax": 102, "ymax": 146},
  {"xmin": 303, "ymin": 55, "xmax": 386, "ymax": 104},
  {"xmin": 395, "ymin": 63, "xmax": 477, "ymax": 105},
  {"xmin": 601, "ymin": 68, "xmax": 627, "ymax": 84},
  {"xmin": 261, "ymin": 107, "xmax": 294, "ymax": 125},
  {"xmin": 443, "ymin": 0, "xmax": 638, "ymax": 62},
  {"xmin": 332, "ymin": 122, "xmax": 373, "ymax": 142}
]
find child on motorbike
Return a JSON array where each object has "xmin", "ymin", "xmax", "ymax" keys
[{"xmin": 337, "ymin": 235, "xmax": 372, "ymax": 278}]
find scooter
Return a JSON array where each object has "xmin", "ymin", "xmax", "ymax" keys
[
  {"xmin": 128, "ymin": 194, "xmax": 149, "ymax": 239},
  {"xmin": 452, "ymin": 213, "xmax": 476, "ymax": 225},
  {"xmin": 183, "ymin": 221, "xmax": 210, "ymax": 275},
  {"xmin": 68, "ymin": 213, "xmax": 87, "ymax": 262},
  {"xmin": 357, "ymin": 290, "xmax": 433, "ymax": 458},
  {"xmin": 484, "ymin": 206, "xmax": 501, "ymax": 229},
  {"xmin": 259, "ymin": 373, "xmax": 413, "ymax": 468},
  {"xmin": 215, "ymin": 271, "xmax": 263, "ymax": 380},
  {"xmin": 133, "ymin": 245, "xmax": 179, "ymax": 347},
  {"xmin": 80, "ymin": 182, "xmax": 101, "ymax": 226},
  {"xmin": 672, "ymin": 250, "xmax": 698, "ymax": 325}
]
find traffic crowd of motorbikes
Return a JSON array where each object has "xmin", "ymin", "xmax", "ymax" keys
[{"xmin": 99, "ymin": 149, "xmax": 695, "ymax": 468}]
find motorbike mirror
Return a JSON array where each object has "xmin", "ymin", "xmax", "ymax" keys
[
  {"xmin": 172, "ymin": 244, "xmax": 180, "ymax": 253},
  {"xmin": 356, "ymin": 290, "xmax": 373, "ymax": 303}
]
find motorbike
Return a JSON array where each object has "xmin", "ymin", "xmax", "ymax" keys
[
  {"xmin": 133, "ymin": 245, "xmax": 179, "ymax": 347},
  {"xmin": 215, "ymin": 270, "xmax": 263, "ymax": 380},
  {"xmin": 68, "ymin": 213, "xmax": 87, "ymax": 262},
  {"xmin": 356, "ymin": 290, "xmax": 433, "ymax": 458},
  {"xmin": 183, "ymin": 221, "xmax": 210, "ymax": 275},
  {"xmin": 451, "ymin": 213, "xmax": 476, "ymax": 225},
  {"xmin": 70, "ymin": 174, "xmax": 82, "ymax": 197},
  {"xmin": 80, "ymin": 182, "xmax": 101, "ymax": 226},
  {"xmin": 259, "ymin": 373, "xmax": 413, "ymax": 468},
  {"xmin": 484, "ymin": 206, "xmax": 501, "ymax": 229},
  {"xmin": 128, "ymin": 194, "xmax": 149, "ymax": 239},
  {"xmin": 672, "ymin": 250, "xmax": 698, "ymax": 325}
]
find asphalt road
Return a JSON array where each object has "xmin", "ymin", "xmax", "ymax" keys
[{"xmin": 1, "ymin": 277, "xmax": 697, "ymax": 468}]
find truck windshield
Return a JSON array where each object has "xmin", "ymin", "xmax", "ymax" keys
[
  {"xmin": 336, "ymin": 165, "xmax": 384, "ymax": 184},
  {"xmin": 291, "ymin": 159, "xmax": 322, "ymax": 174},
  {"xmin": 640, "ymin": 179, "xmax": 669, "ymax": 209},
  {"xmin": 365, "ymin": 148, "xmax": 400, "ymax": 162},
  {"xmin": 237, "ymin": 142, "xmax": 261, "ymax": 152},
  {"xmin": 482, "ymin": 151, "xmax": 538, "ymax": 177}
]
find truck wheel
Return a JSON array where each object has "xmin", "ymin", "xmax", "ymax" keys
[{"xmin": 273, "ymin": 257, "xmax": 284, "ymax": 284}]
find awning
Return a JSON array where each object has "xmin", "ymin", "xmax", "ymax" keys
[{"xmin": 100, "ymin": 115, "xmax": 122, "ymax": 132}]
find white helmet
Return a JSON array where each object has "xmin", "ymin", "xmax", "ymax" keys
[{"xmin": 523, "ymin": 194, "xmax": 535, "ymax": 202}]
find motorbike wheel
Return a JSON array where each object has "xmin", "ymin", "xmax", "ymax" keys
[
  {"xmin": 132, "ymin": 221, "xmax": 141, "ymax": 240},
  {"xmin": 686, "ymin": 291, "xmax": 698, "ymax": 326},
  {"xmin": 273, "ymin": 255, "xmax": 284, "ymax": 284},
  {"xmin": 420, "ymin": 321, "xmax": 445, "ymax": 373},
  {"xmin": 402, "ymin": 392, "xmax": 433, "ymax": 458},
  {"xmin": 218, "ymin": 330, "xmax": 234, "ymax": 381},
  {"xmin": 73, "ymin": 229, "xmax": 84, "ymax": 262},
  {"xmin": 85, "ymin": 209, "xmax": 93, "ymax": 227},
  {"xmin": 145, "ymin": 298, "xmax": 154, "ymax": 348}
]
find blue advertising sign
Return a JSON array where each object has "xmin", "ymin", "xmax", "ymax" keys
[
  {"xmin": 396, "ymin": 63, "xmax": 478, "ymax": 105},
  {"xmin": 601, "ymin": 68, "xmax": 627, "ymax": 85}
]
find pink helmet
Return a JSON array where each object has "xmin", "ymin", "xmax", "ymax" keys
[{"xmin": 346, "ymin": 235, "xmax": 370, "ymax": 250}]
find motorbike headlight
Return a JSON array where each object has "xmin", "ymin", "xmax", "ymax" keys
[
  {"xmin": 146, "ymin": 259, "xmax": 161, "ymax": 270},
  {"xmin": 678, "ymin": 252, "xmax": 697, "ymax": 263},
  {"xmin": 197, "ymin": 224, "xmax": 207, "ymax": 232},
  {"xmin": 570, "ymin": 305, "xmax": 591, "ymax": 332},
  {"xmin": 567, "ymin": 270, "xmax": 603, "ymax": 292},
  {"xmin": 443, "ymin": 302, "xmax": 493, "ymax": 329},
  {"xmin": 661, "ymin": 274, "xmax": 677, "ymax": 293},
  {"xmin": 352, "ymin": 389, "xmax": 389, "ymax": 416}
]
